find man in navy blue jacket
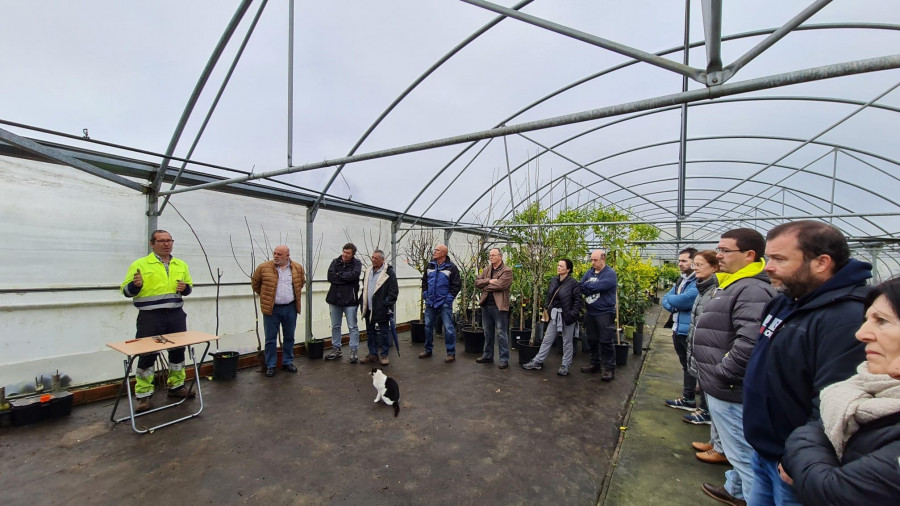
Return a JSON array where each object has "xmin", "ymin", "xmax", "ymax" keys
[
  {"xmin": 580, "ymin": 249, "xmax": 617, "ymax": 381},
  {"xmin": 418, "ymin": 244, "xmax": 461, "ymax": 363},
  {"xmin": 743, "ymin": 221, "xmax": 870, "ymax": 505},
  {"xmin": 662, "ymin": 247, "xmax": 699, "ymax": 410}
]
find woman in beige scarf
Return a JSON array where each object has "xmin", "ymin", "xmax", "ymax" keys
[{"xmin": 780, "ymin": 277, "xmax": 900, "ymax": 504}]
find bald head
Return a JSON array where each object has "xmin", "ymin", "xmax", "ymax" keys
[
  {"xmin": 433, "ymin": 244, "xmax": 448, "ymax": 263},
  {"xmin": 273, "ymin": 245, "xmax": 290, "ymax": 266},
  {"xmin": 590, "ymin": 249, "xmax": 607, "ymax": 272}
]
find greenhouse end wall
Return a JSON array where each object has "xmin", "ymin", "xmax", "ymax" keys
[{"xmin": 0, "ymin": 155, "xmax": 430, "ymax": 393}]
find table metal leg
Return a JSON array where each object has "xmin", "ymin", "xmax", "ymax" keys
[{"xmin": 110, "ymin": 342, "xmax": 210, "ymax": 434}]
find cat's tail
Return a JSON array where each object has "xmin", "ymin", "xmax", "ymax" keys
[{"xmin": 393, "ymin": 401, "xmax": 400, "ymax": 418}]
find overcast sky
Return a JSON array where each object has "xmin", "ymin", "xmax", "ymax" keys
[{"xmin": 2, "ymin": 1, "xmax": 898, "ymax": 240}]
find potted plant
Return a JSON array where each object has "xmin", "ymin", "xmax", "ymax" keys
[
  {"xmin": 501, "ymin": 202, "xmax": 553, "ymax": 364},
  {"xmin": 615, "ymin": 247, "xmax": 657, "ymax": 356},
  {"xmin": 305, "ymin": 334, "xmax": 325, "ymax": 360},
  {"xmin": 508, "ymin": 270, "xmax": 532, "ymax": 351},
  {"xmin": 454, "ymin": 234, "xmax": 488, "ymax": 354},
  {"xmin": 401, "ymin": 229, "xmax": 436, "ymax": 343}
]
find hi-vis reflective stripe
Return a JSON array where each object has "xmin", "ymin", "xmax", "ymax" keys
[
  {"xmin": 169, "ymin": 362, "xmax": 185, "ymax": 371},
  {"xmin": 133, "ymin": 293, "xmax": 183, "ymax": 310}
]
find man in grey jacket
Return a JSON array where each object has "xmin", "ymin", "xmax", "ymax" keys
[{"xmin": 693, "ymin": 228, "xmax": 777, "ymax": 506}]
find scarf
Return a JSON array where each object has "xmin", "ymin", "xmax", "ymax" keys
[{"xmin": 819, "ymin": 362, "xmax": 900, "ymax": 459}]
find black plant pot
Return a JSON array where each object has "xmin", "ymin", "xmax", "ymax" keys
[
  {"xmin": 509, "ymin": 328, "xmax": 531, "ymax": 351},
  {"xmin": 212, "ymin": 351, "xmax": 239, "ymax": 380},
  {"xmin": 615, "ymin": 343, "xmax": 630, "ymax": 366},
  {"xmin": 307, "ymin": 340, "xmax": 325, "ymax": 360},
  {"xmin": 462, "ymin": 326, "xmax": 485, "ymax": 354},
  {"xmin": 410, "ymin": 320, "xmax": 426, "ymax": 343},
  {"xmin": 517, "ymin": 339, "xmax": 540, "ymax": 365},
  {"xmin": 632, "ymin": 333, "xmax": 644, "ymax": 355}
]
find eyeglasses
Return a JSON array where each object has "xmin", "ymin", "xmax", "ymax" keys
[
  {"xmin": 690, "ymin": 262, "xmax": 708, "ymax": 269},
  {"xmin": 155, "ymin": 239, "xmax": 174, "ymax": 244},
  {"xmin": 715, "ymin": 247, "xmax": 746, "ymax": 254}
]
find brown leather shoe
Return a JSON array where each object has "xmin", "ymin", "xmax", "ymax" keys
[
  {"xmin": 360, "ymin": 354, "xmax": 378, "ymax": 364},
  {"xmin": 697, "ymin": 449, "xmax": 730, "ymax": 465},
  {"xmin": 701, "ymin": 483, "xmax": 745, "ymax": 505},
  {"xmin": 601, "ymin": 370, "xmax": 614, "ymax": 382},
  {"xmin": 135, "ymin": 397, "xmax": 152, "ymax": 413},
  {"xmin": 692, "ymin": 441, "xmax": 714, "ymax": 452},
  {"xmin": 167, "ymin": 387, "xmax": 196, "ymax": 399},
  {"xmin": 444, "ymin": 354, "xmax": 455, "ymax": 363},
  {"xmin": 380, "ymin": 356, "xmax": 389, "ymax": 366},
  {"xmin": 418, "ymin": 351, "xmax": 433, "ymax": 359},
  {"xmin": 580, "ymin": 365, "xmax": 601, "ymax": 373}
]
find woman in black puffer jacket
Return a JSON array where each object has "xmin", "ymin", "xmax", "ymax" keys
[
  {"xmin": 522, "ymin": 258, "xmax": 583, "ymax": 376},
  {"xmin": 780, "ymin": 277, "xmax": 900, "ymax": 505}
]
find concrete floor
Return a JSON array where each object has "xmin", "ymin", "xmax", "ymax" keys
[
  {"xmin": 1, "ymin": 314, "xmax": 661, "ymax": 506},
  {"xmin": 604, "ymin": 317, "xmax": 729, "ymax": 505}
]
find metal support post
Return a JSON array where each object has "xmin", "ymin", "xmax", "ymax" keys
[
  {"xmin": 676, "ymin": 0, "xmax": 691, "ymax": 254},
  {"xmin": 391, "ymin": 219, "xmax": 400, "ymax": 272},
  {"xmin": 288, "ymin": 0, "xmax": 294, "ymax": 167},
  {"xmin": 305, "ymin": 207, "xmax": 316, "ymax": 339}
]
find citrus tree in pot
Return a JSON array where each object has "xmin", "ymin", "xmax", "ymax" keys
[{"xmin": 501, "ymin": 202, "xmax": 553, "ymax": 364}]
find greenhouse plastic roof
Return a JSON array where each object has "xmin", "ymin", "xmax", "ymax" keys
[{"xmin": 2, "ymin": 1, "xmax": 899, "ymax": 260}]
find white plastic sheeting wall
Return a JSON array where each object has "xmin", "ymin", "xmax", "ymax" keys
[{"xmin": 0, "ymin": 155, "xmax": 441, "ymax": 393}]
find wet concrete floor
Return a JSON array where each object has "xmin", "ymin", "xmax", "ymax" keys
[
  {"xmin": 605, "ymin": 317, "xmax": 730, "ymax": 505},
  {"xmin": 1, "ymin": 312, "xmax": 664, "ymax": 506}
]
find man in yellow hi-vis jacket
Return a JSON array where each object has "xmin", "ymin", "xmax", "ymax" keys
[{"xmin": 121, "ymin": 229, "xmax": 194, "ymax": 412}]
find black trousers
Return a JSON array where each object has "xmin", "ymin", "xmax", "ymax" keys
[
  {"xmin": 672, "ymin": 332, "xmax": 697, "ymax": 400},
  {"xmin": 584, "ymin": 312, "xmax": 615, "ymax": 370},
  {"xmin": 135, "ymin": 307, "xmax": 187, "ymax": 369}
]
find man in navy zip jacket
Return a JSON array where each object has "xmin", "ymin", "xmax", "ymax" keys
[
  {"xmin": 418, "ymin": 244, "xmax": 461, "ymax": 363},
  {"xmin": 580, "ymin": 249, "xmax": 618, "ymax": 381},
  {"xmin": 743, "ymin": 221, "xmax": 870, "ymax": 505}
]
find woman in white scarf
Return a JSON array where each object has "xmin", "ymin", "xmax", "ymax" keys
[{"xmin": 780, "ymin": 277, "xmax": 900, "ymax": 504}]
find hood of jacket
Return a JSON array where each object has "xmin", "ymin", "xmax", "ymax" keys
[{"xmin": 717, "ymin": 259, "xmax": 767, "ymax": 289}]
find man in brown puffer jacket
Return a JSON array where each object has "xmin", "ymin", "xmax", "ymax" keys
[{"xmin": 252, "ymin": 245, "xmax": 306, "ymax": 377}]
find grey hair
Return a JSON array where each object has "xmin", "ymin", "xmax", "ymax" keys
[{"xmin": 372, "ymin": 249, "xmax": 385, "ymax": 258}]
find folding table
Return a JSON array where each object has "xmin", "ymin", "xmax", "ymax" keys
[{"xmin": 107, "ymin": 330, "xmax": 219, "ymax": 434}]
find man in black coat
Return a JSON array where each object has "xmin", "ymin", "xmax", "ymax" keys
[
  {"xmin": 360, "ymin": 250, "xmax": 399, "ymax": 366},
  {"xmin": 325, "ymin": 243, "xmax": 362, "ymax": 363},
  {"xmin": 743, "ymin": 221, "xmax": 870, "ymax": 505}
]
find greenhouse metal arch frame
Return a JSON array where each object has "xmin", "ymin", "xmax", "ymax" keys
[{"xmin": 2, "ymin": 1, "xmax": 900, "ymax": 334}]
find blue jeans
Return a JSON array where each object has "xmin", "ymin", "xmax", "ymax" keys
[
  {"xmin": 481, "ymin": 304, "xmax": 509, "ymax": 362},
  {"xmin": 707, "ymin": 395, "xmax": 753, "ymax": 500},
  {"xmin": 365, "ymin": 316, "xmax": 393, "ymax": 357},
  {"xmin": 329, "ymin": 304, "xmax": 359, "ymax": 350},
  {"xmin": 263, "ymin": 303, "xmax": 297, "ymax": 368},
  {"xmin": 424, "ymin": 304, "xmax": 455, "ymax": 354},
  {"xmin": 748, "ymin": 452, "xmax": 802, "ymax": 506}
]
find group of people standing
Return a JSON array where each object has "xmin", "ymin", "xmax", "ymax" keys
[
  {"xmin": 120, "ymin": 223, "xmax": 900, "ymax": 504},
  {"xmin": 660, "ymin": 221, "xmax": 900, "ymax": 505}
]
